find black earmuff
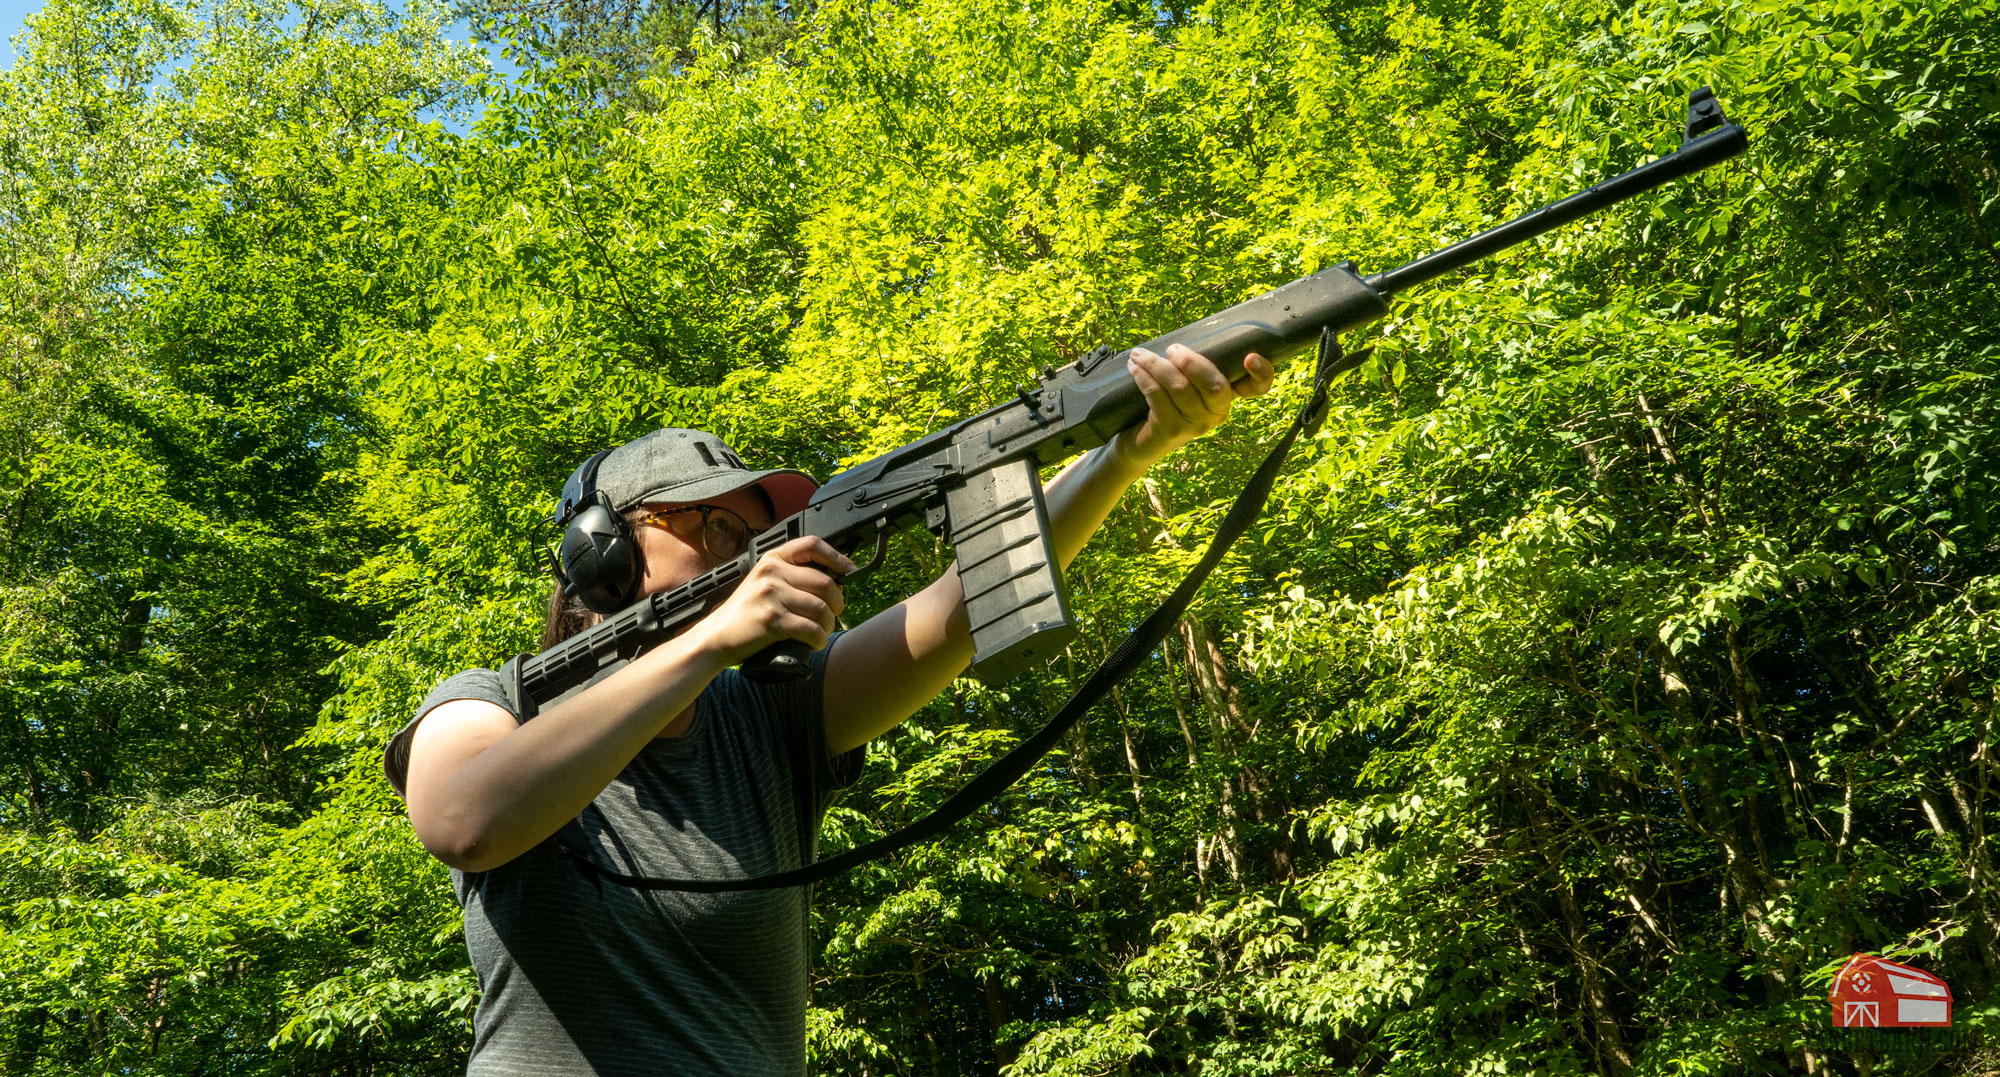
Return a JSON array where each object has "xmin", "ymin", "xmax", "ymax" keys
[{"xmin": 549, "ymin": 450, "xmax": 643, "ymax": 614}]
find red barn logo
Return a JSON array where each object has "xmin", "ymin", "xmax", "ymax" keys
[{"xmin": 1829, "ymin": 955, "xmax": 1952, "ymax": 1028}]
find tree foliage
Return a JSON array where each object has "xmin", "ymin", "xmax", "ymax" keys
[{"xmin": 2, "ymin": 0, "xmax": 1996, "ymax": 1072}]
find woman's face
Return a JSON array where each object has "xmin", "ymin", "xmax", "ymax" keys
[{"xmin": 631, "ymin": 486, "xmax": 776, "ymax": 595}]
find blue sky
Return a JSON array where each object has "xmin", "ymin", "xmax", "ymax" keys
[
  {"xmin": 1, "ymin": 0, "xmax": 38, "ymax": 64},
  {"xmin": 0, "ymin": 0, "xmax": 519, "ymax": 90}
]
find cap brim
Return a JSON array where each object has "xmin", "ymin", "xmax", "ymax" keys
[
  {"xmin": 620, "ymin": 467, "xmax": 818, "ymax": 521},
  {"xmin": 755, "ymin": 471, "xmax": 818, "ymax": 519}
]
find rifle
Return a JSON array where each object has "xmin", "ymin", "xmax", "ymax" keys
[{"xmin": 505, "ymin": 88, "xmax": 1748, "ymax": 717}]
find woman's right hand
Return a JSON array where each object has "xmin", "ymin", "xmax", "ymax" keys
[{"xmin": 685, "ymin": 536, "xmax": 857, "ymax": 666}]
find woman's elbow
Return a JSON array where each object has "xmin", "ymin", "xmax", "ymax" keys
[{"xmin": 413, "ymin": 816, "xmax": 521, "ymax": 873}]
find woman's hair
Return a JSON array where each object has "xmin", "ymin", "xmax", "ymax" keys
[{"xmin": 540, "ymin": 581, "xmax": 598, "ymax": 651}]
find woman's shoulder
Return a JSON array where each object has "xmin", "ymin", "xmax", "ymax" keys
[
  {"xmin": 418, "ymin": 667, "xmax": 516, "ymax": 719},
  {"xmin": 384, "ymin": 667, "xmax": 520, "ymax": 796}
]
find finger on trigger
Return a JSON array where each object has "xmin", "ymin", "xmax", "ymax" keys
[
  {"xmin": 781, "ymin": 556, "xmax": 848, "ymax": 606},
  {"xmin": 777, "ymin": 535, "xmax": 848, "ymax": 575},
  {"xmin": 815, "ymin": 537, "xmax": 858, "ymax": 576}
]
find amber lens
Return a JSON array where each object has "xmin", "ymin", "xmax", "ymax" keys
[
  {"xmin": 699, "ymin": 509, "xmax": 750, "ymax": 560},
  {"xmin": 643, "ymin": 505, "xmax": 751, "ymax": 562}
]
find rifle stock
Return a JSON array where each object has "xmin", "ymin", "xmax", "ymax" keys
[{"xmin": 508, "ymin": 89, "xmax": 1749, "ymax": 708}]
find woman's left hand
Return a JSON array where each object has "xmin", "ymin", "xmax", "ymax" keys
[{"xmin": 1116, "ymin": 343, "xmax": 1277, "ymax": 467}]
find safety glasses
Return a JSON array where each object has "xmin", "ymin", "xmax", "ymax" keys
[{"xmin": 633, "ymin": 504, "xmax": 754, "ymax": 562}]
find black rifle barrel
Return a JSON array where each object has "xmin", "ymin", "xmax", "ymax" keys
[{"xmin": 1364, "ymin": 121, "xmax": 1749, "ymax": 297}]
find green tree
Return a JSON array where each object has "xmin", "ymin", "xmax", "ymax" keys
[
  {"xmin": 5, "ymin": 0, "xmax": 1996, "ymax": 1071},
  {"xmin": 0, "ymin": 0, "xmax": 481, "ymax": 1068},
  {"xmin": 459, "ymin": 0, "xmax": 805, "ymax": 103}
]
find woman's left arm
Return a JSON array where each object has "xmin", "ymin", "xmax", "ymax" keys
[{"xmin": 821, "ymin": 344, "xmax": 1275, "ymax": 756}]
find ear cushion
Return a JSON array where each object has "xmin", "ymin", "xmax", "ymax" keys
[{"xmin": 559, "ymin": 497, "xmax": 642, "ymax": 614}]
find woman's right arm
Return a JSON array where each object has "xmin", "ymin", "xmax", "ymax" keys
[
  {"xmin": 402, "ymin": 630, "xmax": 729, "ymax": 872},
  {"xmin": 401, "ymin": 535, "xmax": 853, "ymax": 872}
]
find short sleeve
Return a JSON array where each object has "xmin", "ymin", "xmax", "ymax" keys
[
  {"xmin": 741, "ymin": 632, "xmax": 865, "ymax": 790},
  {"xmin": 382, "ymin": 668, "xmax": 519, "ymax": 798},
  {"xmin": 810, "ymin": 634, "xmax": 867, "ymax": 793}
]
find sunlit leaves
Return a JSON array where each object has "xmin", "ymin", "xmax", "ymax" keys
[{"xmin": 5, "ymin": 0, "xmax": 1997, "ymax": 1071}]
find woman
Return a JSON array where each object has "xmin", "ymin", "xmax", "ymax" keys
[{"xmin": 384, "ymin": 343, "xmax": 1273, "ymax": 1074}]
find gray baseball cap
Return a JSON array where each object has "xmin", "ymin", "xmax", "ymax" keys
[{"xmin": 553, "ymin": 428, "xmax": 818, "ymax": 523}]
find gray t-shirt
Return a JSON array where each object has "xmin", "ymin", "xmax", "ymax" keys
[{"xmin": 384, "ymin": 644, "xmax": 863, "ymax": 1076}]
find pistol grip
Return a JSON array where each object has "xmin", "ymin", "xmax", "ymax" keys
[
  {"xmin": 742, "ymin": 639, "xmax": 814, "ymax": 682},
  {"xmin": 739, "ymin": 556, "xmax": 843, "ymax": 683}
]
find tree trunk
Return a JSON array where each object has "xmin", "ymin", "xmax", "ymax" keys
[
  {"xmin": 5, "ymin": 1008, "xmax": 47, "ymax": 1075},
  {"xmin": 1526, "ymin": 791, "xmax": 1636, "ymax": 1076},
  {"xmin": 984, "ymin": 973, "xmax": 1015, "ymax": 1068}
]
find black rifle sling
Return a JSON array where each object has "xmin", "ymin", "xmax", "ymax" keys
[{"xmin": 555, "ymin": 329, "xmax": 1363, "ymax": 892}]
